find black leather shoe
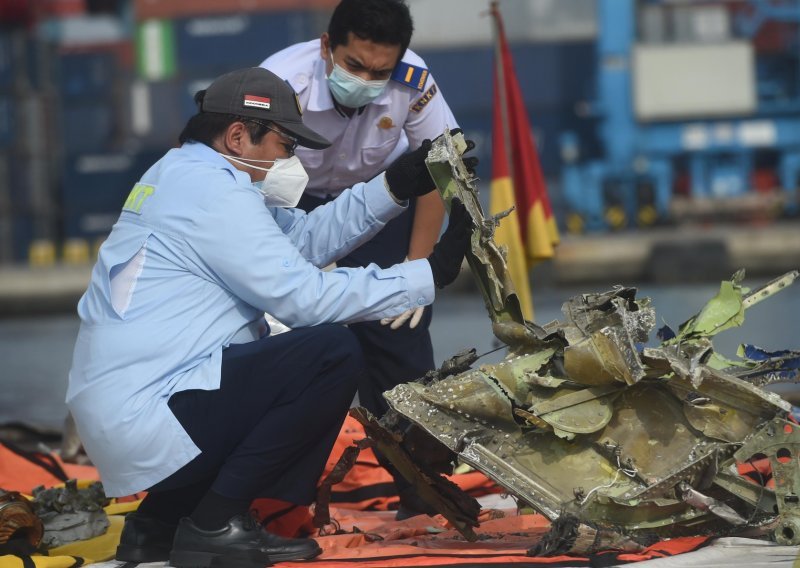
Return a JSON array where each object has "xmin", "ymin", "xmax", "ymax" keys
[
  {"xmin": 115, "ymin": 512, "xmax": 177, "ymax": 563},
  {"xmin": 169, "ymin": 512, "xmax": 321, "ymax": 568}
]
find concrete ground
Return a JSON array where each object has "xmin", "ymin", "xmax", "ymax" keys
[{"xmin": 549, "ymin": 220, "xmax": 800, "ymax": 285}]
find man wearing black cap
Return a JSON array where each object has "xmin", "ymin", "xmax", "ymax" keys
[{"xmin": 66, "ymin": 66, "xmax": 473, "ymax": 568}]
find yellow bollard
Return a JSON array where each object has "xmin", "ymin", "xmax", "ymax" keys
[
  {"xmin": 605, "ymin": 206, "xmax": 626, "ymax": 230},
  {"xmin": 28, "ymin": 239, "xmax": 56, "ymax": 267},
  {"xmin": 63, "ymin": 238, "xmax": 91, "ymax": 265},
  {"xmin": 637, "ymin": 205, "xmax": 658, "ymax": 227},
  {"xmin": 565, "ymin": 213, "xmax": 584, "ymax": 235}
]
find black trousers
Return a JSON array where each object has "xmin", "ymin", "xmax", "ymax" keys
[
  {"xmin": 147, "ymin": 324, "xmax": 363, "ymax": 507},
  {"xmin": 298, "ymin": 193, "xmax": 436, "ymax": 419}
]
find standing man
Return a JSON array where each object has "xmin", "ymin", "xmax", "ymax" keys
[
  {"xmin": 67, "ymin": 67, "xmax": 472, "ymax": 568},
  {"xmin": 261, "ymin": 0, "xmax": 464, "ymax": 516}
]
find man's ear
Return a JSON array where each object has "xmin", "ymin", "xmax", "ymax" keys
[
  {"xmin": 222, "ymin": 122, "xmax": 247, "ymax": 156},
  {"xmin": 319, "ymin": 33, "xmax": 330, "ymax": 60}
]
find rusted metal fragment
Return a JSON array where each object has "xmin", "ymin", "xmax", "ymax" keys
[
  {"xmin": 529, "ymin": 514, "xmax": 646, "ymax": 557},
  {"xmin": 420, "ymin": 369, "xmax": 516, "ymax": 427},
  {"xmin": 314, "ymin": 438, "xmax": 373, "ymax": 529},
  {"xmin": 349, "ymin": 407, "xmax": 481, "ymax": 541},
  {"xmin": 678, "ymin": 481, "xmax": 747, "ymax": 526}
]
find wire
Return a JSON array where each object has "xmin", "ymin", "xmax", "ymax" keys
[
  {"xmin": 579, "ymin": 471, "xmax": 622, "ymax": 506},
  {"xmin": 616, "ymin": 455, "xmax": 639, "ymax": 478},
  {"xmin": 477, "ymin": 343, "xmax": 508, "ymax": 360}
]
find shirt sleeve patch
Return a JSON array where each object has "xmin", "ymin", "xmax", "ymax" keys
[
  {"xmin": 409, "ymin": 84, "xmax": 438, "ymax": 113},
  {"xmin": 123, "ymin": 183, "xmax": 156, "ymax": 214},
  {"xmin": 391, "ymin": 62, "xmax": 429, "ymax": 92}
]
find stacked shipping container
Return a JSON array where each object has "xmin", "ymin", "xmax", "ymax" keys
[
  {"xmin": 0, "ymin": 0, "xmax": 598, "ymax": 265},
  {"xmin": 0, "ymin": 29, "xmax": 54, "ymax": 263},
  {"xmin": 0, "ymin": 1, "xmax": 337, "ymax": 265}
]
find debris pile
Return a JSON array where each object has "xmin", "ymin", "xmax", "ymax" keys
[{"xmin": 351, "ymin": 131, "xmax": 800, "ymax": 549}]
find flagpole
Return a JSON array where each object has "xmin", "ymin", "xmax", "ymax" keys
[{"xmin": 490, "ymin": 1, "xmax": 515, "ymax": 195}]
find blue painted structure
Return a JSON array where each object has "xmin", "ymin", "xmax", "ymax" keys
[{"xmin": 560, "ymin": 0, "xmax": 800, "ymax": 232}]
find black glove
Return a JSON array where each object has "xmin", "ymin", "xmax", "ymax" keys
[
  {"xmin": 385, "ymin": 130, "xmax": 479, "ymax": 201},
  {"xmin": 385, "ymin": 139, "xmax": 434, "ymax": 201},
  {"xmin": 427, "ymin": 199, "xmax": 472, "ymax": 288}
]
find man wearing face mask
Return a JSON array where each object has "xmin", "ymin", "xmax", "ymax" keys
[
  {"xmin": 261, "ymin": 0, "xmax": 466, "ymax": 517},
  {"xmin": 66, "ymin": 67, "xmax": 473, "ymax": 568}
]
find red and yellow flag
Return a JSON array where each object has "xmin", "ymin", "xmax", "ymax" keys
[{"xmin": 489, "ymin": 1, "xmax": 559, "ymax": 321}]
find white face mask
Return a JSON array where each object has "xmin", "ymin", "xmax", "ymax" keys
[
  {"xmin": 326, "ymin": 53, "xmax": 389, "ymax": 109},
  {"xmin": 221, "ymin": 154, "xmax": 309, "ymax": 207}
]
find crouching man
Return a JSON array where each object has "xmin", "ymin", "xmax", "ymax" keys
[{"xmin": 66, "ymin": 67, "xmax": 471, "ymax": 568}]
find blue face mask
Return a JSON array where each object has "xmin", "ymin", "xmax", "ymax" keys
[{"xmin": 326, "ymin": 53, "xmax": 389, "ymax": 109}]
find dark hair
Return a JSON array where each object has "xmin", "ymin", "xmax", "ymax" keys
[
  {"xmin": 179, "ymin": 90, "xmax": 270, "ymax": 146},
  {"xmin": 328, "ymin": 0, "xmax": 413, "ymax": 59}
]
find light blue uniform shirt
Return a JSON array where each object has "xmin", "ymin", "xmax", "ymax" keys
[{"xmin": 66, "ymin": 141, "xmax": 435, "ymax": 496}]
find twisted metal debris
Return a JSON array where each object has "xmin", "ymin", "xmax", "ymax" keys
[{"xmin": 353, "ymin": 131, "xmax": 800, "ymax": 548}]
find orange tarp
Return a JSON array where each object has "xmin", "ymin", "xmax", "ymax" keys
[
  {"xmin": 0, "ymin": 441, "xmax": 99, "ymax": 494},
  {"xmin": 273, "ymin": 507, "xmax": 711, "ymax": 567}
]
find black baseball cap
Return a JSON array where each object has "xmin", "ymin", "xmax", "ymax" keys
[{"xmin": 201, "ymin": 67, "xmax": 331, "ymax": 150}]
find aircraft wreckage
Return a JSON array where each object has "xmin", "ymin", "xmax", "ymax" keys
[{"xmin": 335, "ymin": 131, "xmax": 800, "ymax": 552}]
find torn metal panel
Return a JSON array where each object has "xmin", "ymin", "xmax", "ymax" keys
[
  {"xmin": 420, "ymin": 369, "xmax": 517, "ymax": 427},
  {"xmin": 349, "ymin": 407, "xmax": 481, "ymax": 541},
  {"xmin": 354, "ymin": 130, "xmax": 800, "ymax": 546},
  {"xmin": 678, "ymin": 481, "xmax": 747, "ymax": 526},
  {"xmin": 672, "ymin": 273, "xmax": 748, "ymax": 341},
  {"xmin": 733, "ymin": 418, "xmax": 800, "ymax": 545},
  {"xmin": 425, "ymin": 131, "xmax": 536, "ymax": 349},
  {"xmin": 668, "ymin": 271, "xmax": 799, "ymax": 349}
]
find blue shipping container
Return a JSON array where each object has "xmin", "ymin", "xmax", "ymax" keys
[
  {"xmin": 0, "ymin": 96, "xmax": 14, "ymax": 149},
  {"xmin": 3, "ymin": 151, "xmax": 30, "ymax": 214},
  {"xmin": 0, "ymin": 152, "xmax": 8, "ymax": 216},
  {"xmin": 61, "ymin": 101, "xmax": 118, "ymax": 154},
  {"xmin": 2, "ymin": 154, "xmax": 58, "ymax": 216},
  {"xmin": 61, "ymin": 151, "xmax": 164, "ymax": 239},
  {"xmin": 453, "ymin": 104, "xmax": 600, "ymax": 180},
  {"xmin": 0, "ymin": 33, "xmax": 13, "ymax": 90},
  {"xmin": 178, "ymin": 75, "xmax": 215, "ymax": 120},
  {"xmin": 128, "ymin": 79, "xmax": 183, "ymax": 151},
  {"xmin": 57, "ymin": 50, "xmax": 121, "ymax": 101},
  {"xmin": 12, "ymin": 215, "xmax": 33, "ymax": 262},
  {"xmin": 127, "ymin": 75, "xmax": 216, "ymax": 152},
  {"xmin": 416, "ymin": 42, "xmax": 595, "ymax": 116},
  {"xmin": 1, "ymin": 213, "xmax": 36, "ymax": 263},
  {"xmin": 0, "ymin": 31, "xmax": 28, "ymax": 91},
  {"xmin": 174, "ymin": 11, "xmax": 314, "ymax": 74}
]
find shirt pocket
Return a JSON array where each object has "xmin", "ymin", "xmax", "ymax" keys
[
  {"xmin": 361, "ymin": 136, "xmax": 401, "ymax": 168},
  {"xmin": 296, "ymin": 146, "xmax": 324, "ymax": 170}
]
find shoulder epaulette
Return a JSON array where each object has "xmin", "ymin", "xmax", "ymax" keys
[{"xmin": 391, "ymin": 61, "xmax": 429, "ymax": 92}]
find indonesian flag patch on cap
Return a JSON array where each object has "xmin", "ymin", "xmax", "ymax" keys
[{"xmin": 243, "ymin": 94, "xmax": 271, "ymax": 110}]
